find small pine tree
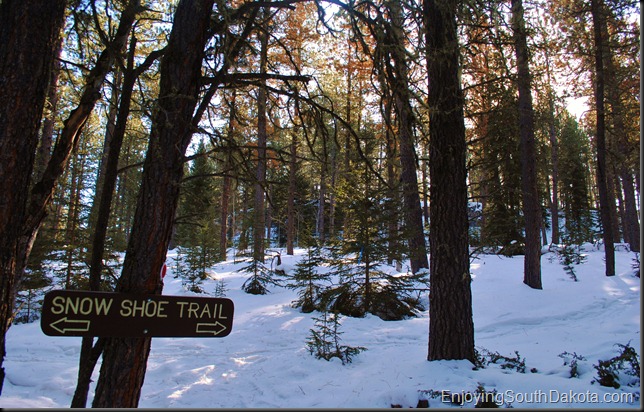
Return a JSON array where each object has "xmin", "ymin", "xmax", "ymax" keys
[
  {"xmin": 306, "ymin": 310, "xmax": 366, "ymax": 365},
  {"xmin": 323, "ymin": 147, "xmax": 428, "ymax": 320},
  {"xmin": 240, "ymin": 260, "xmax": 281, "ymax": 295},
  {"xmin": 285, "ymin": 241, "xmax": 329, "ymax": 312},
  {"xmin": 14, "ymin": 268, "xmax": 52, "ymax": 324},
  {"xmin": 554, "ymin": 238, "xmax": 587, "ymax": 282},
  {"xmin": 175, "ymin": 246, "xmax": 210, "ymax": 293},
  {"xmin": 213, "ymin": 277, "xmax": 228, "ymax": 297}
]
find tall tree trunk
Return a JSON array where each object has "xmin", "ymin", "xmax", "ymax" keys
[
  {"xmin": 220, "ymin": 92, "xmax": 237, "ymax": 261},
  {"xmin": 387, "ymin": 0, "xmax": 428, "ymax": 274},
  {"xmin": 424, "ymin": 0, "xmax": 475, "ymax": 363},
  {"xmin": 265, "ymin": 191, "xmax": 272, "ymax": 248},
  {"xmin": 590, "ymin": 0, "xmax": 615, "ymax": 276},
  {"xmin": 328, "ymin": 142, "xmax": 338, "ymax": 239},
  {"xmin": 548, "ymin": 115, "xmax": 560, "ymax": 245},
  {"xmin": 341, "ymin": 45, "xmax": 353, "ymax": 237},
  {"xmin": 220, "ymin": 160, "xmax": 233, "ymax": 261},
  {"xmin": 422, "ymin": 145, "xmax": 430, "ymax": 226},
  {"xmin": 542, "ymin": 46, "xmax": 560, "ymax": 246},
  {"xmin": 92, "ymin": 0, "xmax": 215, "ymax": 406},
  {"xmin": 87, "ymin": 67, "xmax": 123, "ymax": 236},
  {"xmin": 619, "ymin": 173, "xmax": 639, "ymax": 252},
  {"xmin": 64, "ymin": 150, "xmax": 85, "ymax": 289},
  {"xmin": 383, "ymin": 96, "xmax": 399, "ymax": 266},
  {"xmin": 0, "ymin": 0, "xmax": 66, "ymax": 394},
  {"xmin": 606, "ymin": 163, "xmax": 621, "ymax": 242},
  {"xmin": 316, "ymin": 158, "xmax": 327, "ymax": 243},
  {"xmin": 603, "ymin": 29, "xmax": 640, "ymax": 252},
  {"xmin": 511, "ymin": 0, "xmax": 542, "ymax": 289},
  {"xmin": 71, "ymin": 34, "xmax": 162, "ymax": 408},
  {"xmin": 286, "ymin": 133, "xmax": 297, "ymax": 255},
  {"xmin": 36, "ymin": 34, "xmax": 64, "ymax": 182},
  {"xmin": 15, "ymin": 0, "xmax": 144, "ymax": 290},
  {"xmin": 253, "ymin": 26, "xmax": 269, "ymax": 263},
  {"xmin": 613, "ymin": 173, "xmax": 626, "ymax": 242}
]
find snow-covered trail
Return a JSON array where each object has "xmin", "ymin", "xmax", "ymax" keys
[{"xmin": 0, "ymin": 246, "xmax": 640, "ymax": 408}]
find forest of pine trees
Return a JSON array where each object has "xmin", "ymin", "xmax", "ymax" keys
[{"xmin": 0, "ymin": 0, "xmax": 639, "ymax": 406}]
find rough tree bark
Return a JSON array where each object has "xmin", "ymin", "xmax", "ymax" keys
[
  {"xmin": 253, "ymin": 25, "xmax": 269, "ymax": 263},
  {"xmin": 36, "ymin": 34, "xmax": 64, "ymax": 182},
  {"xmin": 0, "ymin": 0, "xmax": 66, "ymax": 394},
  {"xmin": 590, "ymin": 0, "xmax": 616, "ymax": 276},
  {"xmin": 286, "ymin": 133, "xmax": 298, "ymax": 255},
  {"xmin": 16, "ymin": 0, "xmax": 144, "ymax": 282},
  {"xmin": 511, "ymin": 0, "xmax": 542, "ymax": 289},
  {"xmin": 544, "ymin": 51, "xmax": 560, "ymax": 246},
  {"xmin": 220, "ymin": 118, "xmax": 235, "ymax": 261},
  {"xmin": 425, "ymin": 0, "xmax": 475, "ymax": 362},
  {"xmin": 91, "ymin": 0, "xmax": 215, "ymax": 406},
  {"xmin": 71, "ymin": 35, "xmax": 164, "ymax": 408},
  {"xmin": 602, "ymin": 22, "xmax": 640, "ymax": 253},
  {"xmin": 384, "ymin": 96, "xmax": 399, "ymax": 266},
  {"xmin": 385, "ymin": 0, "xmax": 428, "ymax": 274}
]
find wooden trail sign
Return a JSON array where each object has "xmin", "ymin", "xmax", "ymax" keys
[{"xmin": 41, "ymin": 290, "xmax": 234, "ymax": 338}]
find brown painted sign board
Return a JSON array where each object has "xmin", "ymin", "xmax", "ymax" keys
[{"xmin": 41, "ymin": 290, "xmax": 234, "ymax": 338}]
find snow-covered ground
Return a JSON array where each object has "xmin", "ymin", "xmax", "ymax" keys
[{"xmin": 0, "ymin": 244, "xmax": 640, "ymax": 408}]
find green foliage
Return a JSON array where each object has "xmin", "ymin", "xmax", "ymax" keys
[
  {"xmin": 553, "ymin": 241, "xmax": 587, "ymax": 281},
  {"xmin": 285, "ymin": 242, "xmax": 330, "ymax": 312},
  {"xmin": 475, "ymin": 348, "xmax": 536, "ymax": 373},
  {"xmin": 558, "ymin": 114, "xmax": 595, "ymax": 245},
  {"xmin": 306, "ymin": 310, "xmax": 366, "ymax": 365},
  {"xmin": 13, "ymin": 269, "xmax": 53, "ymax": 324},
  {"xmin": 175, "ymin": 140, "xmax": 220, "ymax": 256},
  {"xmin": 320, "ymin": 143, "xmax": 428, "ymax": 320},
  {"xmin": 558, "ymin": 351, "xmax": 587, "ymax": 378},
  {"xmin": 592, "ymin": 343, "xmax": 640, "ymax": 389},
  {"xmin": 213, "ymin": 278, "xmax": 228, "ymax": 298},
  {"xmin": 240, "ymin": 260, "xmax": 281, "ymax": 295},
  {"xmin": 172, "ymin": 141, "xmax": 220, "ymax": 294},
  {"xmin": 174, "ymin": 246, "xmax": 212, "ymax": 293},
  {"xmin": 266, "ymin": 156, "xmax": 315, "ymax": 249},
  {"xmin": 477, "ymin": 95, "xmax": 524, "ymax": 253},
  {"xmin": 320, "ymin": 246, "xmax": 428, "ymax": 320}
]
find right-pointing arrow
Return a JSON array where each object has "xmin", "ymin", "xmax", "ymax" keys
[
  {"xmin": 196, "ymin": 322, "xmax": 227, "ymax": 336},
  {"xmin": 50, "ymin": 317, "xmax": 91, "ymax": 334}
]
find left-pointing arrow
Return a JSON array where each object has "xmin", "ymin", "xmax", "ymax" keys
[{"xmin": 50, "ymin": 318, "xmax": 91, "ymax": 334}]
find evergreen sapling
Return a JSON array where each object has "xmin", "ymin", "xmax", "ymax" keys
[
  {"xmin": 285, "ymin": 242, "xmax": 329, "ymax": 312},
  {"xmin": 306, "ymin": 310, "xmax": 366, "ymax": 365}
]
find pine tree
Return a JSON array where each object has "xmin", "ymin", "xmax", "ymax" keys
[
  {"xmin": 240, "ymin": 259, "xmax": 280, "ymax": 295},
  {"xmin": 285, "ymin": 240, "xmax": 329, "ymax": 313},
  {"xmin": 512, "ymin": 0, "xmax": 542, "ymax": 289},
  {"xmin": 321, "ymin": 134, "xmax": 427, "ymax": 320},
  {"xmin": 174, "ymin": 140, "xmax": 220, "ymax": 284},
  {"xmin": 92, "ymin": 0, "xmax": 216, "ymax": 404},
  {"xmin": 306, "ymin": 310, "xmax": 366, "ymax": 365},
  {"xmin": 558, "ymin": 114, "xmax": 594, "ymax": 245},
  {"xmin": 425, "ymin": 0, "xmax": 475, "ymax": 362},
  {"xmin": 479, "ymin": 96, "xmax": 524, "ymax": 255},
  {"xmin": 174, "ymin": 246, "xmax": 210, "ymax": 293}
]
